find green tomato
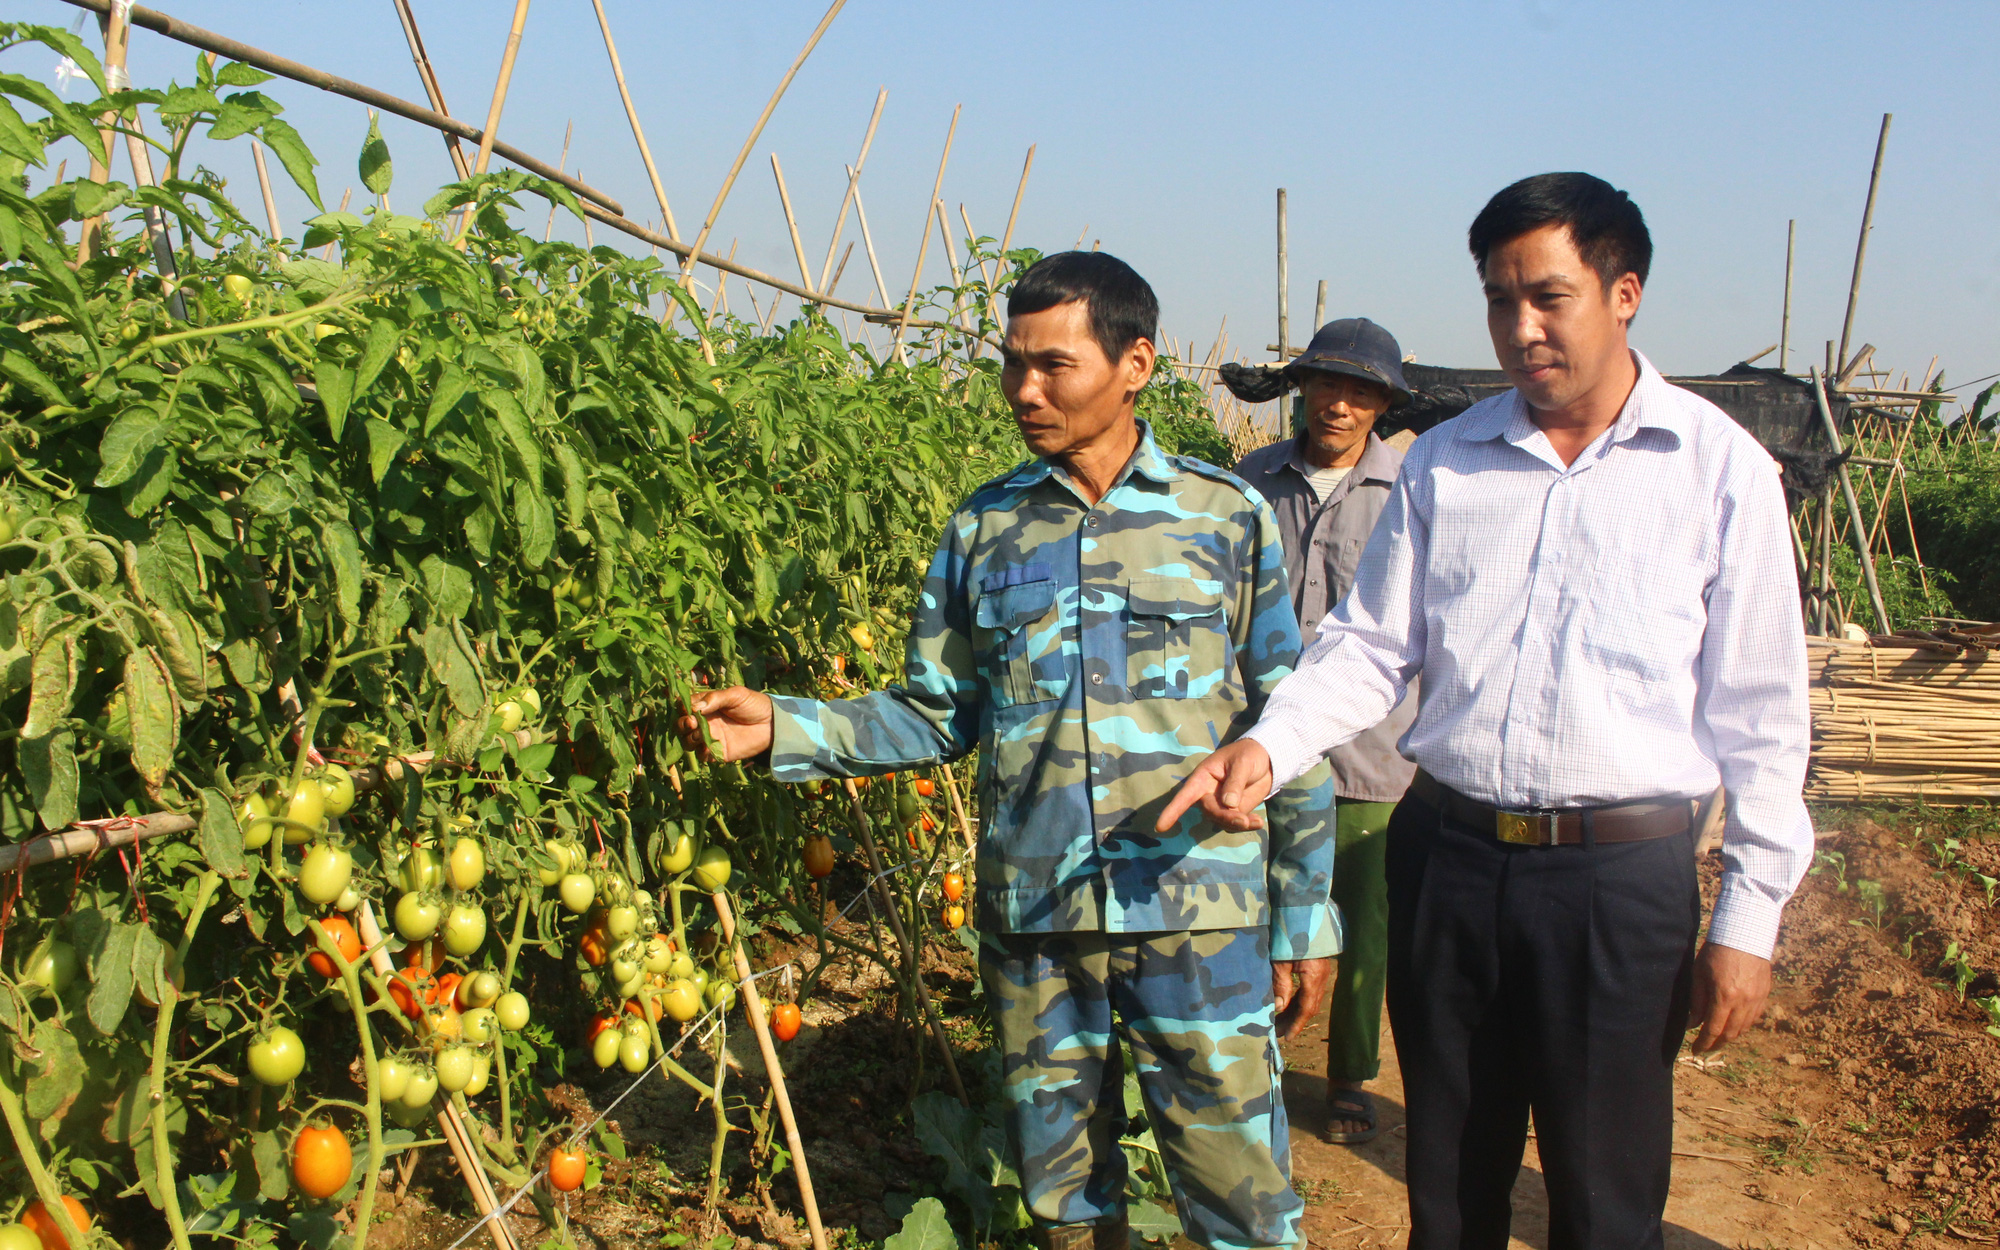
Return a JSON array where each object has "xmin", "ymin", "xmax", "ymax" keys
[
  {"xmin": 314, "ymin": 322, "xmax": 340, "ymax": 342},
  {"xmin": 448, "ymin": 837, "xmax": 486, "ymax": 891},
  {"xmin": 223, "ymin": 273, "xmax": 254, "ymax": 300},
  {"xmin": 318, "ymin": 764, "xmax": 356, "ymax": 817},
  {"xmin": 376, "ymin": 1057, "xmax": 412, "ymax": 1104},
  {"xmin": 705, "ymin": 979, "xmax": 737, "ymax": 1012},
  {"xmin": 22, "ymin": 939, "xmax": 77, "ymax": 995},
  {"xmin": 657, "ymin": 832, "xmax": 696, "ymax": 875},
  {"xmin": 643, "ymin": 936, "xmax": 674, "ymax": 975},
  {"xmin": 662, "ymin": 979, "xmax": 701, "ymax": 1022},
  {"xmin": 464, "ymin": 1052, "xmax": 491, "ymax": 1097},
  {"xmin": 335, "ymin": 886, "xmax": 360, "ymax": 912},
  {"xmin": 464, "ymin": 971, "xmax": 503, "ymax": 1008},
  {"xmin": 617, "ymin": 1031, "xmax": 651, "ymax": 1073},
  {"xmin": 434, "ymin": 1046, "xmax": 475, "ymax": 1093},
  {"xmin": 442, "ymin": 904, "xmax": 487, "ymax": 956},
  {"xmin": 610, "ymin": 954, "xmax": 642, "ymax": 984},
  {"xmin": 692, "ymin": 846, "xmax": 733, "ymax": 892},
  {"xmin": 615, "ymin": 969, "xmax": 645, "ymax": 999},
  {"xmin": 386, "ymin": 1097, "xmax": 431, "ymax": 1128},
  {"xmin": 495, "ymin": 700, "xmax": 524, "ymax": 733},
  {"xmin": 298, "ymin": 844, "xmax": 353, "ymax": 906},
  {"xmin": 605, "ymin": 905, "xmax": 638, "ymax": 941},
  {"xmin": 400, "ymin": 1065, "xmax": 438, "ymax": 1108},
  {"xmin": 515, "ymin": 687, "xmax": 542, "ymax": 717},
  {"xmin": 688, "ymin": 968, "xmax": 711, "ymax": 999},
  {"xmin": 599, "ymin": 873, "xmax": 629, "ymax": 905},
  {"xmin": 495, "ymin": 991, "xmax": 530, "ymax": 1031},
  {"xmin": 591, "ymin": 1028, "xmax": 621, "ymax": 1069},
  {"xmin": 461, "ymin": 1008, "xmax": 498, "ymax": 1045},
  {"xmin": 0, "ymin": 1227, "xmax": 37, "ymax": 1250},
  {"xmin": 559, "ymin": 873, "xmax": 595, "ymax": 914},
  {"xmin": 398, "ymin": 845, "xmax": 442, "ymax": 893},
  {"xmin": 280, "ymin": 777, "xmax": 327, "ymax": 845},
  {"xmin": 240, "ymin": 791, "xmax": 276, "ymax": 850},
  {"xmin": 393, "ymin": 892, "xmax": 441, "ymax": 942},
  {"xmin": 0, "ymin": 512, "xmax": 14, "ymax": 546},
  {"xmin": 248, "ymin": 1026, "xmax": 305, "ymax": 1086},
  {"xmin": 666, "ymin": 951, "xmax": 696, "ymax": 981}
]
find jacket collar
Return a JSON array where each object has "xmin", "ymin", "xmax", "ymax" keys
[
  {"xmin": 1003, "ymin": 418, "xmax": 1179, "ymax": 494},
  {"xmin": 1458, "ymin": 349, "xmax": 1688, "ymax": 448}
]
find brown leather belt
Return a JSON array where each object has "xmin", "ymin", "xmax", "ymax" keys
[{"xmin": 1408, "ymin": 770, "xmax": 1693, "ymax": 847}]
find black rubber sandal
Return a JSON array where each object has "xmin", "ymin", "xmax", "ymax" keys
[{"xmin": 1324, "ymin": 1088, "xmax": 1381, "ymax": 1145}]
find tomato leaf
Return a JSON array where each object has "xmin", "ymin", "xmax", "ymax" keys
[
  {"xmin": 320, "ymin": 518, "xmax": 365, "ymax": 626},
  {"xmin": 314, "ymin": 361, "xmax": 354, "ymax": 442},
  {"xmin": 353, "ymin": 315, "xmax": 401, "ymax": 397},
  {"xmin": 95, "ymin": 408, "xmax": 166, "ymax": 487},
  {"xmin": 358, "ymin": 112, "xmax": 393, "ymax": 196},
  {"xmin": 423, "ymin": 362, "xmax": 470, "ymax": 434},
  {"xmin": 251, "ymin": 1130, "xmax": 289, "ymax": 1201},
  {"xmin": 24, "ymin": 1018, "xmax": 82, "ymax": 1139},
  {"xmin": 2, "ymin": 347, "xmax": 68, "ymax": 407},
  {"xmin": 21, "ymin": 620, "xmax": 78, "ymax": 740},
  {"xmin": 480, "ymin": 389, "xmax": 543, "ymax": 482},
  {"xmin": 256, "ymin": 116, "xmax": 322, "ymax": 211},
  {"xmin": 513, "ymin": 481, "xmax": 555, "ymax": 569},
  {"xmin": 365, "ymin": 417, "xmax": 407, "ymax": 485},
  {"xmin": 126, "ymin": 649, "xmax": 178, "ymax": 791},
  {"xmin": 87, "ymin": 923, "xmax": 140, "ymax": 1035},
  {"xmin": 198, "ymin": 788, "xmax": 251, "ymax": 892},
  {"xmin": 422, "ymin": 624, "xmax": 485, "ymax": 717}
]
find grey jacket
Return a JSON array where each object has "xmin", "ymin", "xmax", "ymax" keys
[{"xmin": 1234, "ymin": 430, "xmax": 1419, "ymax": 803}]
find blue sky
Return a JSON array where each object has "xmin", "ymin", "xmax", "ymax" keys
[{"xmin": 12, "ymin": 0, "xmax": 1999, "ymax": 394}]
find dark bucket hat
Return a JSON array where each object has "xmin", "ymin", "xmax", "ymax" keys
[{"xmin": 1287, "ymin": 317, "xmax": 1411, "ymax": 406}]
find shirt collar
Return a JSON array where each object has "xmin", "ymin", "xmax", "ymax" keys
[
  {"xmin": 1003, "ymin": 418, "xmax": 1178, "ymax": 494},
  {"xmin": 1459, "ymin": 349, "xmax": 1687, "ymax": 449},
  {"xmin": 1280, "ymin": 430, "xmax": 1398, "ymax": 483}
]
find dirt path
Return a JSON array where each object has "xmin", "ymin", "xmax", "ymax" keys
[{"xmin": 1273, "ymin": 812, "xmax": 2000, "ymax": 1250}]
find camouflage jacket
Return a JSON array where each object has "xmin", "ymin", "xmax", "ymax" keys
[{"xmin": 769, "ymin": 421, "xmax": 1340, "ymax": 960}]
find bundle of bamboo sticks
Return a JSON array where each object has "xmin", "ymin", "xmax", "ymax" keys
[{"xmin": 1806, "ymin": 634, "xmax": 2000, "ymax": 802}]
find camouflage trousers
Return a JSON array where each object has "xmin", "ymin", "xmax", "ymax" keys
[{"xmin": 981, "ymin": 927, "xmax": 1302, "ymax": 1250}]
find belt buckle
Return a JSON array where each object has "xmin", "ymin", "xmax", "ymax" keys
[{"xmin": 1496, "ymin": 809, "xmax": 1555, "ymax": 846}]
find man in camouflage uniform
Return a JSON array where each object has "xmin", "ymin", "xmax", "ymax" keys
[{"xmin": 684, "ymin": 252, "xmax": 1338, "ymax": 1250}]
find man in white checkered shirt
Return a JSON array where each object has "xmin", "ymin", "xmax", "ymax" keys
[{"xmin": 1161, "ymin": 172, "xmax": 1813, "ymax": 1250}]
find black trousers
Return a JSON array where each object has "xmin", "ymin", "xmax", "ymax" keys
[{"xmin": 1384, "ymin": 793, "xmax": 1700, "ymax": 1250}]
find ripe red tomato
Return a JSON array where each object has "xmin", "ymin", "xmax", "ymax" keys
[
  {"xmin": 941, "ymin": 872, "xmax": 965, "ymax": 903},
  {"xmin": 914, "ymin": 778, "xmax": 935, "ymax": 797},
  {"xmin": 403, "ymin": 937, "xmax": 447, "ymax": 973},
  {"xmin": 20, "ymin": 1196, "xmax": 91, "ymax": 1249},
  {"xmin": 548, "ymin": 1146, "xmax": 587, "ymax": 1192},
  {"xmin": 586, "ymin": 1011, "xmax": 618, "ymax": 1042},
  {"xmin": 292, "ymin": 1125, "xmax": 353, "ymax": 1199},
  {"xmin": 308, "ymin": 917, "xmax": 362, "ymax": 978},
  {"xmin": 921, "ymin": 814, "xmax": 936, "ymax": 833},
  {"xmin": 770, "ymin": 1002, "xmax": 802, "ymax": 1042},
  {"xmin": 427, "ymin": 973, "xmax": 462, "ymax": 1009}
]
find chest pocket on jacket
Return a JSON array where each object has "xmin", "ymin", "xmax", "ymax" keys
[
  {"xmin": 974, "ymin": 566, "xmax": 1065, "ymax": 708},
  {"xmin": 1126, "ymin": 576, "xmax": 1228, "ymax": 699}
]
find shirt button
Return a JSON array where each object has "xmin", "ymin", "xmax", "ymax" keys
[
  {"xmin": 1309, "ymin": 578, "xmax": 1319, "ymax": 586},
  {"xmin": 1090, "ymin": 673, "xmax": 1104, "ymax": 686}
]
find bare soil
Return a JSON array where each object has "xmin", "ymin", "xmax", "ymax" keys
[{"xmin": 370, "ymin": 806, "xmax": 2000, "ymax": 1250}]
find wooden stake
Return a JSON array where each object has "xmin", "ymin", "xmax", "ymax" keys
[
  {"xmin": 589, "ymin": 0, "xmax": 680, "ymax": 241},
  {"xmin": 711, "ymin": 891, "xmax": 829, "ymax": 1250},
  {"xmin": 678, "ymin": 0, "xmax": 850, "ymax": 286},
  {"xmin": 895, "ymin": 105, "xmax": 960, "ymax": 356},
  {"xmin": 1836, "ymin": 113, "xmax": 1892, "ymax": 373},
  {"xmin": 250, "ymin": 137, "xmax": 283, "ymax": 243},
  {"xmin": 769, "ymin": 152, "xmax": 817, "ymax": 298},
  {"xmin": 851, "ymin": 179, "xmax": 892, "ymax": 310},
  {"xmin": 470, "ymin": 0, "xmax": 531, "ymax": 180},
  {"xmin": 826, "ymin": 240, "xmax": 855, "ymax": 299},
  {"xmin": 1275, "ymin": 188, "xmax": 1290, "ymax": 361},
  {"xmin": 938, "ymin": 762, "xmax": 977, "ymax": 854},
  {"xmin": 706, "ymin": 238, "xmax": 738, "ymax": 326},
  {"xmin": 1811, "ymin": 367, "xmax": 1892, "ymax": 635},
  {"xmin": 79, "ymin": 2, "xmax": 132, "ymax": 263},
  {"xmin": 1312, "ymin": 279, "xmax": 1327, "ymax": 336},
  {"xmin": 818, "ymin": 88, "xmax": 888, "ymax": 293},
  {"xmin": 543, "ymin": 120, "xmax": 572, "ymax": 242},
  {"xmin": 1779, "ymin": 219, "xmax": 1795, "ymax": 372},
  {"xmin": 390, "ymin": 0, "xmax": 471, "ymax": 180},
  {"xmin": 935, "ymin": 197, "xmax": 973, "ymax": 342},
  {"xmin": 999, "ymin": 143, "xmax": 1036, "ymax": 258}
]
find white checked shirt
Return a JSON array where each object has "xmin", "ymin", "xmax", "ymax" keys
[{"xmin": 1247, "ymin": 350, "xmax": 1814, "ymax": 959}]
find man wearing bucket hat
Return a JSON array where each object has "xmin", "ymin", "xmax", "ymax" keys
[{"xmin": 1230, "ymin": 318, "xmax": 1419, "ymax": 1146}]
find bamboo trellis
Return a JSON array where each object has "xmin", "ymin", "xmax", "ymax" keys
[{"xmin": 1806, "ymin": 634, "xmax": 2000, "ymax": 803}]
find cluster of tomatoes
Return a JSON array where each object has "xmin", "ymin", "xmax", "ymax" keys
[{"xmin": 0, "ymin": 1196, "xmax": 91, "ymax": 1250}]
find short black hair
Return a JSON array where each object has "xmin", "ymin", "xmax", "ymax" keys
[
  {"xmin": 1468, "ymin": 172, "xmax": 1651, "ymax": 291},
  {"xmin": 1007, "ymin": 251, "xmax": 1158, "ymax": 362}
]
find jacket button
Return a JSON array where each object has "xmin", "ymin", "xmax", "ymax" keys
[
  {"xmin": 1085, "ymin": 515, "xmax": 1100, "ymax": 528},
  {"xmin": 1090, "ymin": 673, "xmax": 1104, "ymax": 685}
]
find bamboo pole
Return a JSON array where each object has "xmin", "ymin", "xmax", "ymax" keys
[
  {"xmin": 935, "ymin": 198, "xmax": 974, "ymax": 343},
  {"xmin": 706, "ymin": 238, "xmax": 738, "ymax": 326},
  {"xmin": 1779, "ymin": 219, "xmax": 1795, "ymax": 373},
  {"xmin": 588, "ymin": 0, "xmax": 680, "ymax": 242},
  {"xmin": 320, "ymin": 187, "xmax": 352, "ymax": 260},
  {"xmin": 1275, "ymin": 188, "xmax": 1289, "ymax": 361},
  {"xmin": 825, "ymin": 241, "xmax": 855, "ymax": 299},
  {"xmin": 818, "ymin": 88, "xmax": 888, "ymax": 293},
  {"xmin": 250, "ymin": 137, "xmax": 283, "ymax": 243},
  {"xmin": 543, "ymin": 120, "xmax": 572, "ymax": 242},
  {"xmin": 769, "ymin": 153, "xmax": 817, "ymax": 298},
  {"xmin": 469, "ymin": 0, "xmax": 531, "ymax": 180},
  {"xmin": 389, "ymin": 0, "xmax": 471, "ymax": 180},
  {"xmin": 1836, "ymin": 113, "xmax": 1892, "ymax": 374},
  {"xmin": 851, "ymin": 180, "xmax": 893, "ymax": 310},
  {"xmin": 677, "ymin": 0, "xmax": 849, "ymax": 287},
  {"xmin": 118, "ymin": 110, "xmax": 187, "ymax": 320},
  {"xmin": 938, "ymin": 762, "xmax": 977, "ymax": 855},
  {"xmin": 1812, "ymin": 368, "xmax": 1892, "ymax": 635},
  {"xmin": 999, "ymin": 144, "xmax": 1036, "ymax": 259},
  {"xmin": 895, "ymin": 105, "xmax": 961, "ymax": 355},
  {"xmin": 57, "ymin": 0, "xmax": 615, "ymax": 213},
  {"xmin": 78, "ymin": 1, "xmax": 132, "ymax": 263},
  {"xmin": 711, "ymin": 892, "xmax": 829, "ymax": 1250},
  {"xmin": 841, "ymin": 780, "xmax": 971, "ymax": 1106}
]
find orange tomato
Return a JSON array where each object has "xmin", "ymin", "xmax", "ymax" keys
[
  {"xmin": 914, "ymin": 778, "xmax": 935, "ymax": 797},
  {"xmin": 587, "ymin": 1011, "xmax": 618, "ymax": 1042},
  {"xmin": 624, "ymin": 996, "xmax": 663, "ymax": 1023},
  {"xmin": 389, "ymin": 967, "xmax": 431, "ymax": 1019},
  {"xmin": 921, "ymin": 814, "xmax": 935, "ymax": 833},
  {"xmin": 548, "ymin": 1146, "xmax": 587, "ymax": 1192},
  {"xmin": 427, "ymin": 972, "xmax": 462, "ymax": 1009},
  {"xmin": 770, "ymin": 1002, "xmax": 802, "ymax": 1042},
  {"xmin": 21, "ymin": 1196, "xmax": 91, "ymax": 1249},
  {"xmin": 292, "ymin": 1124, "xmax": 353, "ymax": 1199},
  {"xmin": 578, "ymin": 925, "xmax": 609, "ymax": 968},
  {"xmin": 307, "ymin": 916, "xmax": 362, "ymax": 978},
  {"xmin": 802, "ymin": 835, "xmax": 835, "ymax": 879},
  {"xmin": 941, "ymin": 903, "xmax": 965, "ymax": 930},
  {"xmin": 402, "ymin": 937, "xmax": 447, "ymax": 973},
  {"xmin": 941, "ymin": 871, "xmax": 965, "ymax": 903}
]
